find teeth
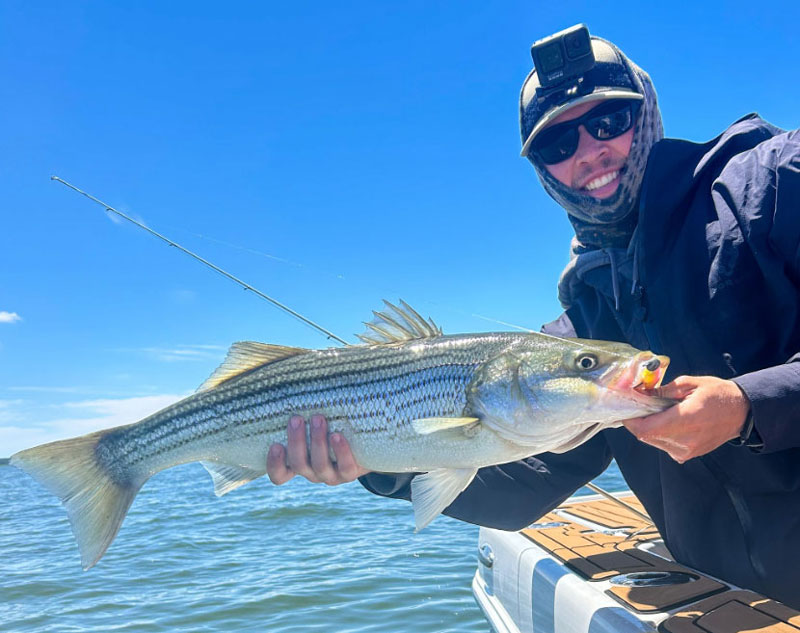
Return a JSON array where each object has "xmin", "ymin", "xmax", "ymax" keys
[{"xmin": 585, "ymin": 171, "xmax": 619, "ymax": 191}]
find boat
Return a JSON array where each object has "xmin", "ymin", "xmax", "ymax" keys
[{"xmin": 471, "ymin": 490, "xmax": 800, "ymax": 633}]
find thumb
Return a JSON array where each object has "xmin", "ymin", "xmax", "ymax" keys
[{"xmin": 656, "ymin": 376, "xmax": 699, "ymax": 400}]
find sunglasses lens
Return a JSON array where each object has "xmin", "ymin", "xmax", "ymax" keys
[
  {"xmin": 586, "ymin": 102, "xmax": 635, "ymax": 140},
  {"xmin": 533, "ymin": 126, "xmax": 579, "ymax": 165}
]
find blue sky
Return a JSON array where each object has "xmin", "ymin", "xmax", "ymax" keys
[{"xmin": 1, "ymin": 1, "xmax": 798, "ymax": 455}]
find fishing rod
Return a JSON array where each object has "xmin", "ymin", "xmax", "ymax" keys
[
  {"xmin": 52, "ymin": 177, "xmax": 650, "ymax": 521},
  {"xmin": 51, "ymin": 176, "xmax": 656, "ymax": 359},
  {"xmin": 50, "ymin": 176, "xmax": 349, "ymax": 346}
]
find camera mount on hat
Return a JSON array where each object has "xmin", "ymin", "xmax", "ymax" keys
[{"xmin": 531, "ymin": 24, "xmax": 595, "ymax": 100}]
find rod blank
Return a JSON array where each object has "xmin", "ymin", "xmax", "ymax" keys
[{"xmin": 50, "ymin": 176, "xmax": 349, "ymax": 346}]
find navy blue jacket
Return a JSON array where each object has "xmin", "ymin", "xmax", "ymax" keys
[{"xmin": 361, "ymin": 115, "xmax": 800, "ymax": 607}]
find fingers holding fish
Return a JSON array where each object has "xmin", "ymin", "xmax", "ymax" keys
[
  {"xmin": 623, "ymin": 376, "xmax": 750, "ymax": 463},
  {"xmin": 285, "ymin": 415, "xmax": 322, "ymax": 483},
  {"xmin": 650, "ymin": 375, "xmax": 702, "ymax": 401},
  {"xmin": 267, "ymin": 443, "xmax": 293, "ymax": 484},
  {"xmin": 309, "ymin": 415, "xmax": 339, "ymax": 483},
  {"xmin": 308, "ymin": 415, "xmax": 369, "ymax": 484},
  {"xmin": 329, "ymin": 433, "xmax": 370, "ymax": 483},
  {"xmin": 267, "ymin": 415, "xmax": 369, "ymax": 486}
]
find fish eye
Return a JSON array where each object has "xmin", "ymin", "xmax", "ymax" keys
[{"xmin": 575, "ymin": 354, "xmax": 598, "ymax": 370}]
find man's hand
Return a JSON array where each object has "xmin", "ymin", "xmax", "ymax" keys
[
  {"xmin": 623, "ymin": 375, "xmax": 751, "ymax": 463},
  {"xmin": 267, "ymin": 414, "xmax": 370, "ymax": 485}
]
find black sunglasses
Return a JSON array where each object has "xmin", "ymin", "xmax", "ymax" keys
[{"xmin": 529, "ymin": 99, "xmax": 641, "ymax": 165}]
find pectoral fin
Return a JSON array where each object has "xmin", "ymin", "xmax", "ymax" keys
[
  {"xmin": 411, "ymin": 417, "xmax": 479, "ymax": 435},
  {"xmin": 410, "ymin": 467, "xmax": 478, "ymax": 531},
  {"xmin": 201, "ymin": 462, "xmax": 265, "ymax": 496}
]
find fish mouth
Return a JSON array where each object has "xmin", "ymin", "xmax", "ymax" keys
[
  {"xmin": 632, "ymin": 353, "xmax": 669, "ymax": 395},
  {"xmin": 603, "ymin": 351, "xmax": 671, "ymax": 404}
]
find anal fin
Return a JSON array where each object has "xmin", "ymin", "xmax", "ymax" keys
[
  {"xmin": 410, "ymin": 467, "xmax": 478, "ymax": 531},
  {"xmin": 201, "ymin": 462, "xmax": 265, "ymax": 496}
]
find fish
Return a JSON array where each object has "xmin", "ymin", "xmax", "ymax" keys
[{"xmin": 11, "ymin": 300, "xmax": 673, "ymax": 570}]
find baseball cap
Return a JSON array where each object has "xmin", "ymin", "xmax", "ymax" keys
[{"xmin": 520, "ymin": 37, "xmax": 644, "ymax": 157}]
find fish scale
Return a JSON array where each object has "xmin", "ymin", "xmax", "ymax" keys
[{"xmin": 11, "ymin": 302, "xmax": 673, "ymax": 570}]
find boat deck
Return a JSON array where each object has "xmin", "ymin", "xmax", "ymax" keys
[
  {"xmin": 522, "ymin": 495, "xmax": 800, "ymax": 630},
  {"xmin": 473, "ymin": 493, "xmax": 800, "ymax": 633}
]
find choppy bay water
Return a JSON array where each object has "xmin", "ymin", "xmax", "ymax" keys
[{"xmin": 0, "ymin": 460, "xmax": 625, "ymax": 633}]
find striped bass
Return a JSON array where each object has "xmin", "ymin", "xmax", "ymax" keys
[{"xmin": 11, "ymin": 301, "xmax": 673, "ymax": 569}]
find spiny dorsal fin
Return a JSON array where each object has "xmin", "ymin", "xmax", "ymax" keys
[
  {"xmin": 356, "ymin": 300, "xmax": 442, "ymax": 345},
  {"xmin": 197, "ymin": 341, "xmax": 309, "ymax": 392}
]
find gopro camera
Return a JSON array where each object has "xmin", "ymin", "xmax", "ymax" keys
[{"xmin": 530, "ymin": 24, "xmax": 595, "ymax": 89}]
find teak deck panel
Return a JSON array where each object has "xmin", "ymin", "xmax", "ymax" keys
[
  {"xmin": 522, "ymin": 496, "xmax": 725, "ymax": 611},
  {"xmin": 661, "ymin": 591, "xmax": 800, "ymax": 633},
  {"xmin": 520, "ymin": 495, "xmax": 800, "ymax": 624}
]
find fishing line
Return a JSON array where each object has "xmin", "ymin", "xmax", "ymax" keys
[
  {"xmin": 583, "ymin": 482, "xmax": 655, "ymax": 526},
  {"xmin": 470, "ymin": 313, "xmax": 536, "ymax": 333},
  {"xmin": 159, "ymin": 225, "xmax": 347, "ymax": 281},
  {"xmin": 430, "ymin": 301, "xmax": 630, "ymax": 357},
  {"xmin": 50, "ymin": 176, "xmax": 349, "ymax": 346}
]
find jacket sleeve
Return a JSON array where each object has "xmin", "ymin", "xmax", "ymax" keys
[
  {"xmin": 731, "ymin": 128, "xmax": 800, "ymax": 453},
  {"xmin": 733, "ymin": 361, "xmax": 800, "ymax": 453},
  {"xmin": 359, "ymin": 312, "xmax": 613, "ymax": 531}
]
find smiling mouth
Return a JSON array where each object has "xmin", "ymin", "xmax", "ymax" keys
[{"xmin": 583, "ymin": 170, "xmax": 620, "ymax": 192}]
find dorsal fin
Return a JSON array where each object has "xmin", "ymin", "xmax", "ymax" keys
[
  {"xmin": 197, "ymin": 341, "xmax": 309, "ymax": 392},
  {"xmin": 356, "ymin": 300, "xmax": 442, "ymax": 345}
]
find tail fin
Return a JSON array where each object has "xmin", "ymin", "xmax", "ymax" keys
[{"xmin": 11, "ymin": 431, "xmax": 143, "ymax": 570}]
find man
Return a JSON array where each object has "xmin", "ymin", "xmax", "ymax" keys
[{"xmin": 268, "ymin": 31, "xmax": 800, "ymax": 607}]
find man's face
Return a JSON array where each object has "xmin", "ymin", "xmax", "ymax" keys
[{"xmin": 542, "ymin": 101, "xmax": 634, "ymax": 199}]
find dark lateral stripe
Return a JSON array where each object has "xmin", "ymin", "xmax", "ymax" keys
[
  {"xmin": 174, "ymin": 363, "xmax": 469, "ymax": 437},
  {"xmin": 228, "ymin": 368, "xmax": 468, "ymax": 428},
  {"xmin": 116, "ymin": 368, "xmax": 471, "ymax": 464},
  {"xmin": 210, "ymin": 347, "xmax": 478, "ymax": 403},
  {"xmin": 145, "ymin": 348, "xmax": 486, "ymax": 433},
  {"xmin": 214, "ymin": 361, "xmax": 477, "ymax": 420},
  {"xmin": 144, "ymin": 373, "xmax": 468, "ymax": 459}
]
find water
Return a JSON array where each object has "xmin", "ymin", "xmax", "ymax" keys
[{"xmin": 0, "ymin": 461, "xmax": 625, "ymax": 633}]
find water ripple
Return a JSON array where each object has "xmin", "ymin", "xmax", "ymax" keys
[{"xmin": 0, "ymin": 461, "xmax": 627, "ymax": 632}]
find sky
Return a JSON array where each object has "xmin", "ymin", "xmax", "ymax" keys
[{"xmin": 1, "ymin": 1, "xmax": 798, "ymax": 455}]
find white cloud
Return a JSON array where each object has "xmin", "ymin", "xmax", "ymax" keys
[
  {"xmin": 0, "ymin": 393, "xmax": 187, "ymax": 456},
  {"xmin": 0, "ymin": 311, "xmax": 21, "ymax": 324},
  {"xmin": 113, "ymin": 344, "xmax": 227, "ymax": 363},
  {"xmin": 0, "ymin": 399, "xmax": 26, "ymax": 424},
  {"xmin": 7, "ymin": 386, "xmax": 84, "ymax": 394}
]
